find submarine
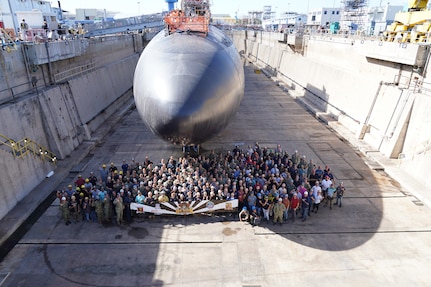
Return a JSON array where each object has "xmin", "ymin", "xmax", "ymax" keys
[{"xmin": 133, "ymin": 0, "xmax": 245, "ymax": 146}]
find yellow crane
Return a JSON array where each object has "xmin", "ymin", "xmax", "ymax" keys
[{"xmin": 384, "ymin": 0, "xmax": 431, "ymax": 42}]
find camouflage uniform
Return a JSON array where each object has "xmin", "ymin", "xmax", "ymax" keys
[
  {"xmin": 95, "ymin": 199, "xmax": 103, "ymax": 223},
  {"xmin": 59, "ymin": 197, "xmax": 71, "ymax": 225},
  {"xmin": 69, "ymin": 196, "xmax": 80, "ymax": 223},
  {"xmin": 273, "ymin": 199, "xmax": 286, "ymax": 224},
  {"xmin": 113, "ymin": 194, "xmax": 124, "ymax": 225}
]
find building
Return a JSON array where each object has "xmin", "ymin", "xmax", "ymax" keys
[
  {"xmin": 0, "ymin": 0, "xmax": 56, "ymax": 33},
  {"xmin": 306, "ymin": 7, "xmax": 341, "ymax": 30},
  {"xmin": 339, "ymin": 0, "xmax": 368, "ymax": 31},
  {"xmin": 212, "ymin": 14, "xmax": 237, "ymax": 26},
  {"xmin": 262, "ymin": 12, "xmax": 307, "ymax": 32},
  {"xmin": 365, "ymin": 4, "xmax": 403, "ymax": 36},
  {"xmin": 247, "ymin": 10, "xmax": 263, "ymax": 26},
  {"xmin": 75, "ymin": 8, "xmax": 99, "ymax": 21},
  {"xmin": 262, "ymin": 5, "xmax": 275, "ymax": 21}
]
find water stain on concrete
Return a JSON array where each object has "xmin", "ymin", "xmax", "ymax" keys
[
  {"xmin": 128, "ymin": 227, "xmax": 149, "ymax": 239},
  {"xmin": 222, "ymin": 227, "xmax": 237, "ymax": 236}
]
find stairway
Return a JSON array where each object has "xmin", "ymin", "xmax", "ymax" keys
[{"xmin": 0, "ymin": 134, "xmax": 56, "ymax": 165}]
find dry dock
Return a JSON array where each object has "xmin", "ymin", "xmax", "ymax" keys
[{"xmin": 0, "ymin": 64, "xmax": 430, "ymax": 287}]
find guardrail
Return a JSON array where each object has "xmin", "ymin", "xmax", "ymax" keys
[
  {"xmin": 54, "ymin": 62, "xmax": 96, "ymax": 83},
  {"xmin": 0, "ymin": 134, "xmax": 57, "ymax": 165}
]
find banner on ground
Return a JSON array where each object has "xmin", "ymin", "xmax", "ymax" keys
[{"xmin": 130, "ymin": 199, "xmax": 238, "ymax": 215}]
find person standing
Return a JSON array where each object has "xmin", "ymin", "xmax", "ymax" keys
[
  {"xmin": 123, "ymin": 191, "xmax": 133, "ymax": 223},
  {"xmin": 100, "ymin": 164, "xmax": 109, "ymax": 185},
  {"xmin": 325, "ymin": 183, "xmax": 336, "ymax": 209},
  {"xmin": 20, "ymin": 19, "xmax": 28, "ymax": 41},
  {"xmin": 82, "ymin": 197, "xmax": 91, "ymax": 222},
  {"xmin": 75, "ymin": 175, "xmax": 85, "ymax": 188},
  {"xmin": 289, "ymin": 192, "xmax": 300, "ymax": 222},
  {"xmin": 301, "ymin": 192, "xmax": 311, "ymax": 221},
  {"xmin": 88, "ymin": 171, "xmax": 98, "ymax": 186},
  {"xmin": 121, "ymin": 160, "xmax": 129, "ymax": 175},
  {"xmin": 311, "ymin": 181, "xmax": 322, "ymax": 212},
  {"xmin": 69, "ymin": 195, "xmax": 80, "ymax": 223},
  {"xmin": 321, "ymin": 175, "xmax": 333, "ymax": 198},
  {"xmin": 59, "ymin": 197, "xmax": 71, "ymax": 225},
  {"xmin": 95, "ymin": 195, "xmax": 103, "ymax": 223},
  {"xmin": 273, "ymin": 198, "xmax": 286, "ymax": 225},
  {"xmin": 42, "ymin": 20, "xmax": 48, "ymax": 33},
  {"xmin": 258, "ymin": 195, "xmax": 269, "ymax": 222},
  {"xmin": 247, "ymin": 190, "xmax": 257, "ymax": 210},
  {"xmin": 103, "ymin": 192, "xmax": 112, "ymax": 223},
  {"xmin": 335, "ymin": 182, "xmax": 345, "ymax": 207},
  {"xmin": 311, "ymin": 190, "xmax": 323, "ymax": 213},
  {"xmin": 113, "ymin": 191, "xmax": 124, "ymax": 225},
  {"xmin": 282, "ymin": 195, "xmax": 290, "ymax": 221}
]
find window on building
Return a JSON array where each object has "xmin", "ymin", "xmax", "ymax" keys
[
  {"xmin": 332, "ymin": 11, "xmax": 335, "ymax": 15},
  {"xmin": 312, "ymin": 15, "xmax": 316, "ymax": 21},
  {"xmin": 324, "ymin": 11, "xmax": 327, "ymax": 15},
  {"xmin": 336, "ymin": 11, "xmax": 339, "ymax": 15}
]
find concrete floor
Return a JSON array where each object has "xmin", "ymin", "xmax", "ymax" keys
[{"xmin": 0, "ymin": 65, "xmax": 430, "ymax": 287}]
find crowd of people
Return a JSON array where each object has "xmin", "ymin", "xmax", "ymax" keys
[{"xmin": 57, "ymin": 143, "xmax": 346, "ymax": 226}]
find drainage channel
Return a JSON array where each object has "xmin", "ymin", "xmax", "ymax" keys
[{"xmin": 0, "ymin": 190, "xmax": 57, "ymax": 262}]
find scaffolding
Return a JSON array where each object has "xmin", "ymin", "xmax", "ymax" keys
[
  {"xmin": 164, "ymin": 0, "xmax": 211, "ymax": 36},
  {"xmin": 248, "ymin": 11, "xmax": 263, "ymax": 26},
  {"xmin": 339, "ymin": 0, "xmax": 369, "ymax": 31}
]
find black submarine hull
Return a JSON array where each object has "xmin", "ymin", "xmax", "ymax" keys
[{"xmin": 133, "ymin": 26, "xmax": 245, "ymax": 145}]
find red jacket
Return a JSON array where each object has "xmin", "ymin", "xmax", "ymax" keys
[{"xmin": 290, "ymin": 197, "xmax": 300, "ymax": 209}]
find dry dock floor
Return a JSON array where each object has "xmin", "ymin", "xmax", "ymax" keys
[{"xmin": 0, "ymin": 65, "xmax": 431, "ymax": 287}]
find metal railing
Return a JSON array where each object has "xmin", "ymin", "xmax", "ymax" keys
[
  {"xmin": 0, "ymin": 80, "xmax": 37, "ymax": 105},
  {"xmin": 53, "ymin": 62, "xmax": 96, "ymax": 83},
  {"xmin": 0, "ymin": 28, "xmax": 18, "ymax": 51},
  {"xmin": 0, "ymin": 134, "xmax": 57, "ymax": 165}
]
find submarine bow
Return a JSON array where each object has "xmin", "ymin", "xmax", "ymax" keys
[{"xmin": 133, "ymin": 26, "xmax": 245, "ymax": 145}]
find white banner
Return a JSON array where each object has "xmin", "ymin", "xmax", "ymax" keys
[{"xmin": 131, "ymin": 199, "xmax": 238, "ymax": 215}]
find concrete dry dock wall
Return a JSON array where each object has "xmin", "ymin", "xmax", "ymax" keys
[
  {"xmin": 0, "ymin": 97, "xmax": 54, "ymax": 219},
  {"xmin": 0, "ymin": 149, "xmax": 52, "ymax": 220},
  {"xmin": 232, "ymin": 30, "xmax": 431, "ymax": 188},
  {"xmin": 0, "ymin": 34, "xmax": 147, "ymax": 220},
  {"xmin": 38, "ymin": 54, "xmax": 137, "ymax": 159}
]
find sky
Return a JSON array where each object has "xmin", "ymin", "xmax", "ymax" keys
[{"xmin": 58, "ymin": 0, "xmax": 408, "ymax": 18}]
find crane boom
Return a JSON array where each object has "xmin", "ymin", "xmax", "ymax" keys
[{"xmin": 408, "ymin": 0, "xmax": 428, "ymax": 11}]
